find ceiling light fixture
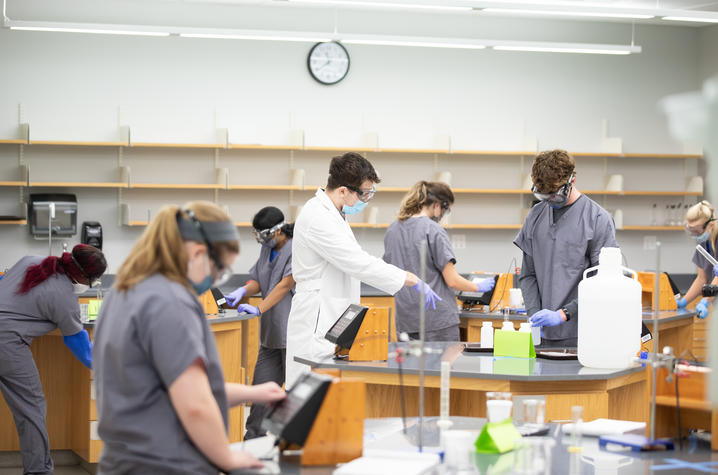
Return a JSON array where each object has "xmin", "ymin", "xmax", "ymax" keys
[
  {"xmin": 9, "ymin": 26, "xmax": 170, "ymax": 36},
  {"xmin": 493, "ymin": 45, "xmax": 631, "ymax": 54},
  {"xmin": 180, "ymin": 33, "xmax": 332, "ymax": 42},
  {"xmin": 342, "ymin": 38, "xmax": 486, "ymax": 49},
  {"xmin": 482, "ymin": 7, "xmax": 653, "ymax": 20},
  {"xmin": 661, "ymin": 16, "xmax": 718, "ymax": 23},
  {"xmin": 287, "ymin": 0, "xmax": 473, "ymax": 12}
]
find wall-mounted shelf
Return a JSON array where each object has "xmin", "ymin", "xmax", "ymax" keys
[
  {"xmin": 0, "ymin": 181, "xmax": 27, "ymax": 187},
  {"xmin": 129, "ymin": 183, "xmax": 224, "ymax": 189},
  {"xmin": 28, "ymin": 140, "xmax": 128, "ymax": 147},
  {"xmin": 0, "ymin": 219, "xmax": 26, "ymax": 225},
  {"xmin": 29, "ymin": 182, "xmax": 128, "ymax": 188},
  {"xmin": 619, "ymin": 226, "xmax": 684, "ymax": 231},
  {"xmin": 0, "ymin": 139, "xmax": 28, "ymax": 145},
  {"xmin": 227, "ymin": 185, "xmax": 303, "ymax": 191},
  {"xmin": 131, "ymin": 142, "xmax": 225, "ymax": 149}
]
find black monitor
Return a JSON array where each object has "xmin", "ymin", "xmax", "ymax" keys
[
  {"xmin": 456, "ymin": 274, "xmax": 500, "ymax": 306},
  {"xmin": 261, "ymin": 372, "xmax": 333, "ymax": 446},
  {"xmin": 324, "ymin": 304, "xmax": 369, "ymax": 348}
]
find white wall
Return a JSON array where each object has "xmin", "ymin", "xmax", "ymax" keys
[{"xmin": 0, "ymin": 17, "xmax": 709, "ymax": 275}]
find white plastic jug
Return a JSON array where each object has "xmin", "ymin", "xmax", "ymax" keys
[{"xmin": 577, "ymin": 247, "xmax": 642, "ymax": 369}]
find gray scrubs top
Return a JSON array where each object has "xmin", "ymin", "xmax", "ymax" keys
[
  {"xmin": 93, "ymin": 274, "xmax": 228, "ymax": 475},
  {"xmin": 248, "ymin": 239, "xmax": 294, "ymax": 349},
  {"xmin": 383, "ymin": 216, "xmax": 458, "ymax": 333},
  {"xmin": 0, "ymin": 256, "xmax": 82, "ymax": 343},
  {"xmin": 514, "ymin": 195, "xmax": 618, "ymax": 342},
  {"xmin": 692, "ymin": 240, "xmax": 716, "ymax": 280}
]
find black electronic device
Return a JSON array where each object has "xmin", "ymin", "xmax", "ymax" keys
[
  {"xmin": 535, "ymin": 349, "xmax": 578, "ymax": 360},
  {"xmin": 81, "ymin": 221, "xmax": 103, "ymax": 249},
  {"xmin": 702, "ymin": 284, "xmax": 718, "ymax": 297},
  {"xmin": 457, "ymin": 274, "xmax": 500, "ymax": 306},
  {"xmin": 28, "ymin": 193, "xmax": 77, "ymax": 237},
  {"xmin": 324, "ymin": 304, "xmax": 369, "ymax": 349},
  {"xmin": 463, "ymin": 342, "xmax": 493, "ymax": 353},
  {"xmin": 261, "ymin": 372, "xmax": 333, "ymax": 447},
  {"xmin": 210, "ymin": 288, "xmax": 233, "ymax": 312}
]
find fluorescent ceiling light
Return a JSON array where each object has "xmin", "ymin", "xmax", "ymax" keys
[
  {"xmin": 343, "ymin": 39, "xmax": 485, "ymax": 49},
  {"xmin": 493, "ymin": 45, "xmax": 632, "ymax": 54},
  {"xmin": 482, "ymin": 8, "xmax": 653, "ymax": 20},
  {"xmin": 287, "ymin": 0, "xmax": 473, "ymax": 11},
  {"xmin": 9, "ymin": 26, "xmax": 169, "ymax": 36},
  {"xmin": 661, "ymin": 16, "xmax": 718, "ymax": 23},
  {"xmin": 180, "ymin": 33, "xmax": 331, "ymax": 42}
]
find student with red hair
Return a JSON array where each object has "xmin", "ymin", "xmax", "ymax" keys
[{"xmin": 0, "ymin": 244, "xmax": 106, "ymax": 475}]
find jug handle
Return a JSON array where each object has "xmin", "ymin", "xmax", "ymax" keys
[
  {"xmin": 622, "ymin": 266, "xmax": 638, "ymax": 280},
  {"xmin": 582, "ymin": 265, "xmax": 599, "ymax": 280}
]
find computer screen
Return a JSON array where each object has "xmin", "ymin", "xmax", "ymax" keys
[{"xmin": 325, "ymin": 304, "xmax": 369, "ymax": 348}]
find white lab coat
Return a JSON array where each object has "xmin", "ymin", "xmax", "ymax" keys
[{"xmin": 285, "ymin": 188, "xmax": 406, "ymax": 387}]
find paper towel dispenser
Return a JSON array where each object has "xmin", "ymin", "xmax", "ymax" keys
[{"xmin": 29, "ymin": 194, "xmax": 77, "ymax": 237}]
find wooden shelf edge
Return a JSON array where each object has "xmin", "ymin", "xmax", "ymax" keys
[
  {"xmin": 619, "ymin": 226, "xmax": 684, "ymax": 231},
  {"xmin": 0, "ymin": 219, "xmax": 27, "ymax": 225},
  {"xmin": 29, "ymin": 141, "xmax": 128, "ymax": 147},
  {"xmin": 450, "ymin": 150, "xmax": 536, "ymax": 156},
  {"xmin": 0, "ymin": 181, "xmax": 26, "ymax": 186},
  {"xmin": 29, "ymin": 182, "xmax": 127, "ymax": 188},
  {"xmin": 129, "ymin": 184, "xmax": 223, "ymax": 189},
  {"xmin": 655, "ymin": 395, "xmax": 712, "ymax": 411},
  {"xmin": 228, "ymin": 144, "xmax": 299, "ymax": 151},
  {"xmin": 233, "ymin": 222, "xmax": 253, "ymax": 227},
  {"xmin": 131, "ymin": 142, "xmax": 225, "ymax": 149},
  {"xmin": 378, "ymin": 148, "xmax": 450, "ymax": 154},
  {"xmin": 304, "ymin": 146, "xmax": 378, "ymax": 152},
  {"xmin": 0, "ymin": 139, "xmax": 28, "ymax": 145},
  {"xmin": 124, "ymin": 221, "xmax": 148, "ymax": 226},
  {"xmin": 227, "ymin": 185, "xmax": 303, "ymax": 191}
]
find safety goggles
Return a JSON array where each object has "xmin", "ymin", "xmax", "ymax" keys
[
  {"xmin": 686, "ymin": 217, "xmax": 715, "ymax": 236},
  {"xmin": 70, "ymin": 254, "xmax": 102, "ymax": 289},
  {"xmin": 184, "ymin": 209, "xmax": 232, "ymax": 287},
  {"xmin": 344, "ymin": 184, "xmax": 376, "ymax": 203},
  {"xmin": 252, "ymin": 221, "xmax": 284, "ymax": 244},
  {"xmin": 531, "ymin": 173, "xmax": 574, "ymax": 204}
]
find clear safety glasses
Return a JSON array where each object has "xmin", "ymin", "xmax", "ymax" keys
[
  {"xmin": 344, "ymin": 184, "xmax": 376, "ymax": 203},
  {"xmin": 531, "ymin": 173, "xmax": 574, "ymax": 204},
  {"xmin": 184, "ymin": 210, "xmax": 232, "ymax": 288},
  {"xmin": 252, "ymin": 222, "xmax": 284, "ymax": 244}
]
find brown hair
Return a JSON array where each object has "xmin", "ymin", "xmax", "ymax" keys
[
  {"xmin": 326, "ymin": 152, "xmax": 381, "ymax": 190},
  {"xmin": 115, "ymin": 201, "xmax": 238, "ymax": 292},
  {"xmin": 398, "ymin": 181, "xmax": 454, "ymax": 221},
  {"xmin": 531, "ymin": 149, "xmax": 576, "ymax": 193},
  {"xmin": 686, "ymin": 200, "xmax": 717, "ymax": 249}
]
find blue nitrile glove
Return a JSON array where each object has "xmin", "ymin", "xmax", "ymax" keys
[
  {"xmin": 696, "ymin": 298, "xmax": 710, "ymax": 319},
  {"xmin": 714, "ymin": 264, "xmax": 718, "ymax": 278},
  {"xmin": 237, "ymin": 303, "xmax": 260, "ymax": 316},
  {"xmin": 63, "ymin": 329, "xmax": 92, "ymax": 369},
  {"xmin": 529, "ymin": 309, "xmax": 563, "ymax": 327},
  {"xmin": 225, "ymin": 286, "xmax": 247, "ymax": 307},
  {"xmin": 475, "ymin": 278, "xmax": 496, "ymax": 293},
  {"xmin": 676, "ymin": 296, "xmax": 688, "ymax": 309},
  {"xmin": 412, "ymin": 280, "xmax": 442, "ymax": 310}
]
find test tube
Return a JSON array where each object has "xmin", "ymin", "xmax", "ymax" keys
[{"xmin": 568, "ymin": 406, "xmax": 584, "ymax": 452}]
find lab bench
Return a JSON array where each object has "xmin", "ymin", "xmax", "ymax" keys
[{"xmin": 295, "ymin": 342, "xmax": 649, "ymax": 425}]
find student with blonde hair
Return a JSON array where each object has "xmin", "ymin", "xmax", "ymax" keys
[
  {"xmin": 677, "ymin": 200, "xmax": 718, "ymax": 319},
  {"xmin": 93, "ymin": 201, "xmax": 285, "ymax": 474},
  {"xmin": 383, "ymin": 181, "xmax": 495, "ymax": 341}
]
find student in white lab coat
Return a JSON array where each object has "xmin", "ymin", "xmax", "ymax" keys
[{"xmin": 285, "ymin": 152, "xmax": 442, "ymax": 387}]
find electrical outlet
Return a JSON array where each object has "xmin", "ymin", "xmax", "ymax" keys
[
  {"xmin": 643, "ymin": 236, "xmax": 658, "ymax": 251},
  {"xmin": 452, "ymin": 234, "xmax": 466, "ymax": 250}
]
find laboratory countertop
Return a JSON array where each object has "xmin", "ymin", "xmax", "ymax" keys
[
  {"xmin": 81, "ymin": 310, "xmax": 256, "ymax": 328},
  {"xmin": 228, "ymin": 416, "xmax": 716, "ymax": 475},
  {"xmin": 460, "ymin": 308, "xmax": 698, "ymax": 323},
  {"xmin": 294, "ymin": 342, "xmax": 645, "ymax": 382}
]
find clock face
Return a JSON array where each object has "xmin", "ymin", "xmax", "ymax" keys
[{"xmin": 307, "ymin": 42, "xmax": 350, "ymax": 85}]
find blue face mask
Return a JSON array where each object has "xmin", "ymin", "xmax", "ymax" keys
[
  {"xmin": 342, "ymin": 199, "xmax": 368, "ymax": 215},
  {"xmin": 190, "ymin": 274, "xmax": 212, "ymax": 295},
  {"xmin": 694, "ymin": 232, "xmax": 710, "ymax": 244}
]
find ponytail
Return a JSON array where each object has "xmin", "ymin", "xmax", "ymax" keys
[
  {"xmin": 17, "ymin": 244, "xmax": 106, "ymax": 295},
  {"xmin": 398, "ymin": 180, "xmax": 454, "ymax": 221}
]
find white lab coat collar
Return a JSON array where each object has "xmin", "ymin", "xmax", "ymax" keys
[{"xmin": 314, "ymin": 187, "xmax": 346, "ymax": 222}]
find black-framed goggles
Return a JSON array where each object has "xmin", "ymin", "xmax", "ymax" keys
[
  {"xmin": 344, "ymin": 184, "xmax": 376, "ymax": 203},
  {"xmin": 70, "ymin": 254, "xmax": 101, "ymax": 289},
  {"xmin": 252, "ymin": 221, "xmax": 284, "ymax": 244},
  {"xmin": 532, "ymin": 173, "xmax": 574, "ymax": 205},
  {"xmin": 177, "ymin": 209, "xmax": 238, "ymax": 288}
]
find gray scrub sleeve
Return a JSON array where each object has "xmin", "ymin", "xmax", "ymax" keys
[
  {"xmin": 519, "ymin": 252, "xmax": 542, "ymax": 318},
  {"xmin": 692, "ymin": 241, "xmax": 715, "ymax": 279},
  {"xmin": 430, "ymin": 228, "xmax": 457, "ymax": 271},
  {"xmin": 39, "ymin": 278, "xmax": 83, "ymax": 336},
  {"xmin": 138, "ymin": 296, "xmax": 208, "ymax": 388},
  {"xmin": 249, "ymin": 261, "xmax": 259, "ymax": 283}
]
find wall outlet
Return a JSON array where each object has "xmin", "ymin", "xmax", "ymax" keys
[{"xmin": 452, "ymin": 234, "xmax": 466, "ymax": 250}]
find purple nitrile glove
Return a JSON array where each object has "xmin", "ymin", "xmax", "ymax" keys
[
  {"xmin": 225, "ymin": 286, "xmax": 247, "ymax": 307},
  {"xmin": 714, "ymin": 264, "xmax": 718, "ymax": 278},
  {"xmin": 411, "ymin": 280, "xmax": 442, "ymax": 310},
  {"xmin": 696, "ymin": 298, "xmax": 710, "ymax": 319},
  {"xmin": 529, "ymin": 309, "xmax": 563, "ymax": 327},
  {"xmin": 475, "ymin": 278, "xmax": 495, "ymax": 293},
  {"xmin": 237, "ymin": 303, "xmax": 260, "ymax": 316}
]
